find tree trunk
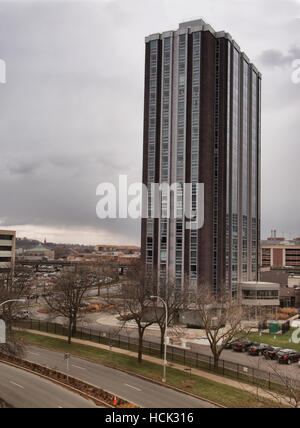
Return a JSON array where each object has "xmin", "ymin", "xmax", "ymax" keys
[
  {"xmin": 213, "ymin": 353, "xmax": 220, "ymax": 372},
  {"xmin": 160, "ymin": 326, "xmax": 165, "ymax": 356},
  {"xmin": 138, "ymin": 327, "xmax": 144, "ymax": 364},
  {"xmin": 68, "ymin": 319, "xmax": 73, "ymax": 345},
  {"xmin": 72, "ymin": 317, "xmax": 77, "ymax": 336}
]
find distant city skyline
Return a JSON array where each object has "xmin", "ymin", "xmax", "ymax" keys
[{"xmin": 0, "ymin": 0, "xmax": 299, "ymax": 245}]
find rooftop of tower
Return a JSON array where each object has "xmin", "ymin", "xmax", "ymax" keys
[{"xmin": 146, "ymin": 19, "xmax": 261, "ymax": 77}]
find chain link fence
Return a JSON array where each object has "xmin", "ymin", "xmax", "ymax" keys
[{"xmin": 14, "ymin": 319, "xmax": 300, "ymax": 394}]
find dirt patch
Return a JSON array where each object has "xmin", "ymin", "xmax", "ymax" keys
[{"xmin": 37, "ymin": 308, "xmax": 51, "ymax": 314}]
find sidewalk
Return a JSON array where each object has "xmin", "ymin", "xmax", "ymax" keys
[{"xmin": 20, "ymin": 329, "xmax": 294, "ymax": 407}]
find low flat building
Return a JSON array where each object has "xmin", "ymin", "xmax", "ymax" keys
[
  {"xmin": 260, "ymin": 268, "xmax": 289, "ymax": 287},
  {"xmin": 22, "ymin": 244, "xmax": 55, "ymax": 261},
  {"xmin": 239, "ymin": 281, "xmax": 280, "ymax": 320},
  {"xmin": 0, "ymin": 230, "xmax": 16, "ymax": 274},
  {"xmin": 94, "ymin": 245, "xmax": 140, "ymax": 255},
  {"xmin": 288, "ymin": 274, "xmax": 300, "ymax": 288},
  {"xmin": 261, "ymin": 233, "xmax": 300, "ymax": 269},
  {"xmin": 279, "ymin": 287, "xmax": 296, "ymax": 308}
]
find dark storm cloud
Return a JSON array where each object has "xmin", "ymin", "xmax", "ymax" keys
[
  {"xmin": 0, "ymin": 0, "xmax": 299, "ymax": 243},
  {"xmin": 258, "ymin": 46, "xmax": 300, "ymax": 68},
  {"xmin": 0, "ymin": 0, "xmax": 146, "ymax": 243}
]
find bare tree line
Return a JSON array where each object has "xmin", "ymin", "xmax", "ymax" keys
[{"xmin": 0, "ymin": 264, "xmax": 32, "ymax": 357}]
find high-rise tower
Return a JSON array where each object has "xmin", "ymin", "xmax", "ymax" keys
[{"xmin": 141, "ymin": 19, "xmax": 261, "ymax": 298}]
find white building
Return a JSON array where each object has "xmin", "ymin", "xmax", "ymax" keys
[{"xmin": 239, "ymin": 281, "xmax": 280, "ymax": 320}]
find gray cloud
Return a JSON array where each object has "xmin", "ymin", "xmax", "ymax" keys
[
  {"xmin": 0, "ymin": 0, "xmax": 299, "ymax": 243},
  {"xmin": 258, "ymin": 46, "xmax": 300, "ymax": 68}
]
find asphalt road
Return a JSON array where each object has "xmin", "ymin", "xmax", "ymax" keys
[
  {"xmin": 24, "ymin": 346, "xmax": 217, "ymax": 408},
  {"xmin": 0, "ymin": 362, "xmax": 98, "ymax": 408}
]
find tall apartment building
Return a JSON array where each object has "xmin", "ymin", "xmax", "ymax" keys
[
  {"xmin": 0, "ymin": 230, "xmax": 16, "ymax": 275},
  {"xmin": 141, "ymin": 19, "xmax": 261, "ymax": 298}
]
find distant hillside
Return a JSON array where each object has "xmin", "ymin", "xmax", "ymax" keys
[
  {"xmin": 16, "ymin": 238, "xmax": 94, "ymax": 259},
  {"xmin": 16, "ymin": 238, "xmax": 41, "ymax": 250}
]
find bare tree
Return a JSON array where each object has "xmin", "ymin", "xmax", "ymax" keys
[
  {"xmin": 115, "ymin": 263, "xmax": 155, "ymax": 363},
  {"xmin": 256, "ymin": 360, "xmax": 300, "ymax": 408},
  {"xmin": 194, "ymin": 284, "xmax": 251, "ymax": 371},
  {"xmin": 44, "ymin": 267, "xmax": 92, "ymax": 344},
  {"xmin": 0, "ymin": 264, "xmax": 32, "ymax": 357}
]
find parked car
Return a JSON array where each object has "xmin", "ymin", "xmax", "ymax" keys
[
  {"xmin": 248, "ymin": 343, "xmax": 273, "ymax": 356},
  {"xmin": 232, "ymin": 340, "xmax": 254, "ymax": 353},
  {"xmin": 263, "ymin": 346, "xmax": 282, "ymax": 360},
  {"xmin": 277, "ymin": 349, "xmax": 300, "ymax": 365}
]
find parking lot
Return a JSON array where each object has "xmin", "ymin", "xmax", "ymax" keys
[{"xmin": 188, "ymin": 341, "xmax": 300, "ymax": 385}]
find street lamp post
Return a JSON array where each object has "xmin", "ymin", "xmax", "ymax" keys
[{"xmin": 150, "ymin": 295, "xmax": 168, "ymax": 383}]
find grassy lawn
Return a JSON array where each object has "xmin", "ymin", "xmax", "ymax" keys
[
  {"xmin": 11, "ymin": 330, "xmax": 285, "ymax": 408},
  {"xmin": 248, "ymin": 329, "xmax": 300, "ymax": 352}
]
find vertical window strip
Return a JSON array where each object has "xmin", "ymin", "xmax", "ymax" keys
[
  {"xmin": 159, "ymin": 37, "xmax": 172, "ymax": 282},
  {"xmin": 213, "ymin": 39, "xmax": 220, "ymax": 293},
  {"xmin": 146, "ymin": 40, "xmax": 158, "ymax": 266},
  {"xmin": 231, "ymin": 48, "xmax": 240, "ymax": 298},
  {"xmin": 189, "ymin": 32, "xmax": 201, "ymax": 290},
  {"xmin": 175, "ymin": 34, "xmax": 187, "ymax": 290},
  {"xmin": 225, "ymin": 42, "xmax": 231, "ymax": 291}
]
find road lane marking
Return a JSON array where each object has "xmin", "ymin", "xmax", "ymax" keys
[
  {"xmin": 124, "ymin": 384, "xmax": 142, "ymax": 392},
  {"xmin": 10, "ymin": 381, "xmax": 24, "ymax": 389},
  {"xmin": 72, "ymin": 365, "xmax": 86, "ymax": 370},
  {"xmin": 28, "ymin": 352, "xmax": 40, "ymax": 356}
]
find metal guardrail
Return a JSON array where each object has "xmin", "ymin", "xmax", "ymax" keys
[{"xmin": 14, "ymin": 319, "xmax": 300, "ymax": 393}]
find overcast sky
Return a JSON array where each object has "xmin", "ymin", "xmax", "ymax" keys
[{"xmin": 0, "ymin": 0, "xmax": 299, "ymax": 245}]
